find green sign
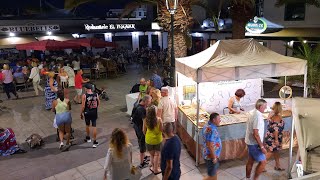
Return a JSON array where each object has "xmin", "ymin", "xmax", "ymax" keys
[{"xmin": 245, "ymin": 17, "xmax": 267, "ymax": 34}]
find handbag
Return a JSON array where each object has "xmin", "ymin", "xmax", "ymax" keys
[{"xmin": 130, "ymin": 166, "xmax": 142, "ymax": 180}]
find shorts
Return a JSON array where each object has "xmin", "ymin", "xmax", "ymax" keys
[
  {"xmin": 248, "ymin": 145, "xmax": 266, "ymax": 162},
  {"xmin": 205, "ymin": 159, "xmax": 219, "ymax": 176},
  {"xmin": 84, "ymin": 117, "xmax": 97, "ymax": 127},
  {"xmin": 58, "ymin": 123, "xmax": 71, "ymax": 133},
  {"xmin": 146, "ymin": 143, "xmax": 161, "ymax": 151},
  {"xmin": 133, "ymin": 124, "xmax": 146, "ymax": 153},
  {"xmin": 75, "ymin": 88, "xmax": 82, "ymax": 95}
]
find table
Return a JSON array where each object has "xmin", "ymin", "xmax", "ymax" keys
[
  {"xmin": 177, "ymin": 106, "xmax": 297, "ymax": 163},
  {"xmin": 125, "ymin": 93, "xmax": 139, "ymax": 115}
]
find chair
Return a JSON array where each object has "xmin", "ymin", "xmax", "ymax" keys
[
  {"xmin": 223, "ymin": 107, "xmax": 229, "ymax": 115},
  {"xmin": 14, "ymin": 77, "xmax": 28, "ymax": 92},
  {"xmin": 98, "ymin": 67, "xmax": 107, "ymax": 79},
  {"xmin": 82, "ymin": 68, "xmax": 92, "ymax": 79}
]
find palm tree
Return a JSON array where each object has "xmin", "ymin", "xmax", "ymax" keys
[
  {"xmin": 278, "ymin": 42, "xmax": 320, "ymax": 97},
  {"xmin": 229, "ymin": 0, "xmax": 255, "ymax": 39},
  {"xmin": 122, "ymin": 0, "xmax": 209, "ymax": 60}
]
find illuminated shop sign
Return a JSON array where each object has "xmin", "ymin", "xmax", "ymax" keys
[
  {"xmin": 0, "ymin": 24, "xmax": 60, "ymax": 33},
  {"xmin": 84, "ymin": 24, "xmax": 136, "ymax": 31},
  {"xmin": 245, "ymin": 17, "xmax": 267, "ymax": 34}
]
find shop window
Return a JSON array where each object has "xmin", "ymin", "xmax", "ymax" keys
[{"xmin": 284, "ymin": 3, "xmax": 305, "ymax": 21}]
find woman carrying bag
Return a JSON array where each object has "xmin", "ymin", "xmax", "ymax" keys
[{"xmin": 104, "ymin": 128, "xmax": 141, "ymax": 180}]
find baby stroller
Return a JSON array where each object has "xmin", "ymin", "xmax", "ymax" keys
[{"xmin": 90, "ymin": 83, "xmax": 109, "ymax": 101}]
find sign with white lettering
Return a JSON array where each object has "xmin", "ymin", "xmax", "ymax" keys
[
  {"xmin": 0, "ymin": 24, "xmax": 60, "ymax": 33},
  {"xmin": 84, "ymin": 24, "xmax": 136, "ymax": 31},
  {"xmin": 245, "ymin": 17, "xmax": 267, "ymax": 34}
]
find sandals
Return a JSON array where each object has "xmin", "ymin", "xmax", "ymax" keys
[
  {"xmin": 274, "ymin": 167, "xmax": 285, "ymax": 171},
  {"xmin": 150, "ymin": 168, "xmax": 162, "ymax": 175}
]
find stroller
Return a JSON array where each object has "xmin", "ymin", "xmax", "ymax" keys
[{"xmin": 91, "ymin": 83, "xmax": 109, "ymax": 101}]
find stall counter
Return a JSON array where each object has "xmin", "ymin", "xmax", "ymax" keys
[{"xmin": 177, "ymin": 105, "xmax": 296, "ymax": 162}]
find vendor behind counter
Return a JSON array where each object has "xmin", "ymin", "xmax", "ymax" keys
[{"xmin": 228, "ymin": 89, "xmax": 246, "ymax": 114}]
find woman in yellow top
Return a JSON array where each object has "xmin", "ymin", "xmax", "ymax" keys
[
  {"xmin": 52, "ymin": 90, "xmax": 72, "ymax": 151},
  {"xmin": 143, "ymin": 105, "xmax": 163, "ymax": 175}
]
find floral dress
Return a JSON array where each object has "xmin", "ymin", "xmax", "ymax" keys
[
  {"xmin": 264, "ymin": 117, "xmax": 285, "ymax": 152},
  {"xmin": 45, "ymin": 78, "xmax": 58, "ymax": 110}
]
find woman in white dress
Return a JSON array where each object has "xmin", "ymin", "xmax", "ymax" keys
[{"xmin": 104, "ymin": 128, "xmax": 132, "ymax": 180}]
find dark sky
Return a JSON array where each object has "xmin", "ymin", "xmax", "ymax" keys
[{"xmin": 1, "ymin": 0, "xmax": 136, "ymax": 18}]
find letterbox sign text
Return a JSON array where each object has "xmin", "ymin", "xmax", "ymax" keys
[
  {"xmin": 0, "ymin": 24, "xmax": 60, "ymax": 33},
  {"xmin": 245, "ymin": 16, "xmax": 267, "ymax": 34},
  {"xmin": 84, "ymin": 24, "xmax": 136, "ymax": 31}
]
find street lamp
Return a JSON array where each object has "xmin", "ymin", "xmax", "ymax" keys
[{"xmin": 166, "ymin": 0, "xmax": 178, "ymax": 87}]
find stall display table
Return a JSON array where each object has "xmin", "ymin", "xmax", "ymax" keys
[
  {"xmin": 125, "ymin": 93, "xmax": 139, "ymax": 115},
  {"xmin": 177, "ymin": 105, "xmax": 297, "ymax": 163}
]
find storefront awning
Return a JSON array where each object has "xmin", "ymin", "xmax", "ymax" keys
[
  {"xmin": 246, "ymin": 28, "xmax": 320, "ymax": 38},
  {"xmin": 0, "ymin": 36, "xmax": 36, "ymax": 49}
]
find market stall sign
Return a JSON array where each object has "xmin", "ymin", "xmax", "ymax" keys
[
  {"xmin": 0, "ymin": 24, "xmax": 60, "ymax": 33},
  {"xmin": 84, "ymin": 24, "xmax": 136, "ymax": 31},
  {"xmin": 245, "ymin": 17, "xmax": 267, "ymax": 34}
]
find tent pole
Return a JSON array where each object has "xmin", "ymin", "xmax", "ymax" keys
[
  {"xmin": 196, "ymin": 69, "xmax": 200, "ymax": 166},
  {"xmin": 196, "ymin": 81, "xmax": 200, "ymax": 166},
  {"xmin": 303, "ymin": 65, "xmax": 308, "ymax": 98},
  {"xmin": 284, "ymin": 76, "xmax": 287, "ymax": 104},
  {"xmin": 288, "ymin": 109, "xmax": 295, "ymax": 179}
]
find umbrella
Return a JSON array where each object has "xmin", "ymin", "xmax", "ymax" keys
[
  {"xmin": 16, "ymin": 40, "xmax": 80, "ymax": 51},
  {"xmin": 65, "ymin": 38, "xmax": 116, "ymax": 48}
]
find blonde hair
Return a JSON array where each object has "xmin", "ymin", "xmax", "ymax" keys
[
  {"xmin": 272, "ymin": 102, "xmax": 283, "ymax": 116},
  {"xmin": 110, "ymin": 128, "xmax": 129, "ymax": 158},
  {"xmin": 47, "ymin": 71, "xmax": 55, "ymax": 78},
  {"xmin": 3, "ymin": 64, "xmax": 9, "ymax": 70}
]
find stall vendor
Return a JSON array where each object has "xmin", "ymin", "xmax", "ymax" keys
[{"xmin": 228, "ymin": 89, "xmax": 245, "ymax": 114}]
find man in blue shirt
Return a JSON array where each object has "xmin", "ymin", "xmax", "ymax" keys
[
  {"xmin": 161, "ymin": 122, "xmax": 181, "ymax": 180},
  {"xmin": 202, "ymin": 113, "xmax": 222, "ymax": 180},
  {"xmin": 150, "ymin": 70, "xmax": 162, "ymax": 90}
]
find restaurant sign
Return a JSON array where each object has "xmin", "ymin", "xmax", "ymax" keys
[
  {"xmin": 84, "ymin": 24, "xmax": 136, "ymax": 31},
  {"xmin": 0, "ymin": 24, "xmax": 60, "ymax": 33},
  {"xmin": 245, "ymin": 16, "xmax": 267, "ymax": 34}
]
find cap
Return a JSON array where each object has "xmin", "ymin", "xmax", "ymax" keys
[
  {"xmin": 161, "ymin": 87, "xmax": 169, "ymax": 92},
  {"xmin": 84, "ymin": 83, "xmax": 92, "ymax": 90}
]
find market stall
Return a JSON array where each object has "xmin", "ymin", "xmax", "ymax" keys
[{"xmin": 175, "ymin": 38, "xmax": 308, "ymax": 165}]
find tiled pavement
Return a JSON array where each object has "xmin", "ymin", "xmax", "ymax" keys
[{"xmin": 0, "ymin": 65, "xmax": 297, "ymax": 179}]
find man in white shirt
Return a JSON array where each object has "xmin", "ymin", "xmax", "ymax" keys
[
  {"xmin": 29, "ymin": 62, "xmax": 43, "ymax": 96},
  {"xmin": 157, "ymin": 87, "xmax": 177, "ymax": 131},
  {"xmin": 72, "ymin": 59, "xmax": 81, "ymax": 71},
  {"xmin": 245, "ymin": 99, "xmax": 267, "ymax": 180}
]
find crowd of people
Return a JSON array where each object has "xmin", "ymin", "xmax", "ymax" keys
[{"xmin": 202, "ymin": 99, "xmax": 286, "ymax": 180}]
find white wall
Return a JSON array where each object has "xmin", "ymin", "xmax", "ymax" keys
[{"xmin": 264, "ymin": 0, "xmax": 320, "ymax": 28}]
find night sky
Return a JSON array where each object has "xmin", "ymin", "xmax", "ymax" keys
[{"xmin": 1, "ymin": 0, "xmax": 136, "ymax": 18}]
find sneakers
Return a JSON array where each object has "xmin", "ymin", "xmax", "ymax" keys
[
  {"xmin": 59, "ymin": 142, "xmax": 64, "ymax": 150},
  {"xmin": 138, "ymin": 161, "xmax": 149, "ymax": 169},
  {"xmin": 84, "ymin": 136, "xmax": 92, "ymax": 143},
  {"xmin": 92, "ymin": 141, "xmax": 99, "ymax": 148}
]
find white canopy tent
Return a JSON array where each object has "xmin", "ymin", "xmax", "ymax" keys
[
  {"xmin": 292, "ymin": 97, "xmax": 320, "ymax": 174},
  {"xmin": 175, "ymin": 39, "xmax": 308, "ymax": 176}
]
